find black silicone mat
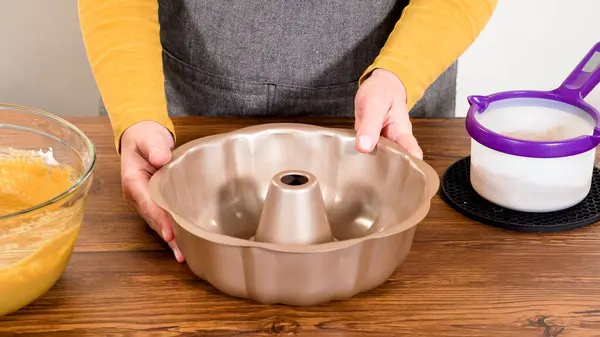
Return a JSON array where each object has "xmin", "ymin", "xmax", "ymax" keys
[{"xmin": 440, "ymin": 156, "xmax": 600, "ymax": 232}]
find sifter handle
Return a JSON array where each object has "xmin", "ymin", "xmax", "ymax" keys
[{"xmin": 555, "ymin": 42, "xmax": 600, "ymax": 99}]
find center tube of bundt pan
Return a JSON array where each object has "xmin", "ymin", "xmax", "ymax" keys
[{"xmin": 254, "ymin": 170, "xmax": 334, "ymax": 245}]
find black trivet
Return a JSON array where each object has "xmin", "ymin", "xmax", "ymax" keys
[{"xmin": 440, "ymin": 156, "xmax": 600, "ymax": 232}]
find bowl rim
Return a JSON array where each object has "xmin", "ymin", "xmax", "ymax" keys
[
  {"xmin": 149, "ymin": 123, "xmax": 440, "ymax": 253},
  {"xmin": 0, "ymin": 104, "xmax": 97, "ymax": 220}
]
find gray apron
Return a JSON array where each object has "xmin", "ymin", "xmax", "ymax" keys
[{"xmin": 101, "ymin": 1, "xmax": 457, "ymax": 118}]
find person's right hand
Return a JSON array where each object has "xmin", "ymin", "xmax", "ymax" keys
[{"xmin": 120, "ymin": 121, "xmax": 184, "ymax": 263}]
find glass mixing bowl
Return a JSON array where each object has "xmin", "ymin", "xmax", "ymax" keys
[{"xmin": 0, "ymin": 104, "xmax": 95, "ymax": 316}]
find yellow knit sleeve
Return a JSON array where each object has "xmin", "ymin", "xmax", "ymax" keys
[
  {"xmin": 77, "ymin": 0, "xmax": 174, "ymax": 152},
  {"xmin": 360, "ymin": 0, "xmax": 498, "ymax": 111}
]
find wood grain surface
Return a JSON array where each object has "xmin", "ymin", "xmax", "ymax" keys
[{"xmin": 2, "ymin": 116, "xmax": 600, "ymax": 337}]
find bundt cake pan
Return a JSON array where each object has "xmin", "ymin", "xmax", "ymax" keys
[{"xmin": 148, "ymin": 123, "xmax": 439, "ymax": 306}]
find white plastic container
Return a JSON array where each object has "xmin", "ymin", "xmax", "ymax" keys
[{"xmin": 465, "ymin": 42, "xmax": 600, "ymax": 213}]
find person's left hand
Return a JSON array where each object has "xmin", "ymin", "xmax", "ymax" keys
[{"xmin": 354, "ymin": 68, "xmax": 423, "ymax": 159}]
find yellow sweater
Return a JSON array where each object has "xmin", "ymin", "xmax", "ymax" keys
[{"xmin": 78, "ymin": 0, "xmax": 497, "ymax": 151}]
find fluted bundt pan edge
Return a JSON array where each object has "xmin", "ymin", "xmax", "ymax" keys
[{"xmin": 149, "ymin": 123, "xmax": 439, "ymax": 305}]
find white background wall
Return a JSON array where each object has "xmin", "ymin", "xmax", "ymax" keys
[
  {"xmin": 0, "ymin": 1, "xmax": 100, "ymax": 116},
  {"xmin": 455, "ymin": 0, "xmax": 600, "ymax": 117},
  {"xmin": 0, "ymin": 1, "xmax": 597, "ymax": 118}
]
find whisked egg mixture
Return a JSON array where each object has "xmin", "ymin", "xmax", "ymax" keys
[{"xmin": 0, "ymin": 148, "xmax": 85, "ymax": 316}]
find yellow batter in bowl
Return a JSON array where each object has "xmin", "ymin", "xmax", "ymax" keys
[{"xmin": 0, "ymin": 105, "xmax": 95, "ymax": 316}]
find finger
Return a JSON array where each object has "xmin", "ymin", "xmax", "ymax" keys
[
  {"xmin": 124, "ymin": 174, "xmax": 176, "ymax": 242},
  {"xmin": 121, "ymin": 152, "xmax": 175, "ymax": 242},
  {"xmin": 354, "ymin": 94, "xmax": 390, "ymax": 153},
  {"xmin": 383, "ymin": 123, "xmax": 423, "ymax": 159},
  {"xmin": 382, "ymin": 106, "xmax": 423, "ymax": 159},
  {"xmin": 168, "ymin": 239, "xmax": 186, "ymax": 263},
  {"xmin": 354, "ymin": 109, "xmax": 362, "ymax": 131},
  {"xmin": 122, "ymin": 168, "xmax": 184, "ymax": 262}
]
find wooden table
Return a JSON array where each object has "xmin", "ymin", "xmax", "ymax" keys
[{"xmin": 2, "ymin": 116, "xmax": 600, "ymax": 337}]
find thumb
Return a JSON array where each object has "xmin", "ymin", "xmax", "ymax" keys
[
  {"xmin": 355, "ymin": 97, "xmax": 389, "ymax": 153},
  {"xmin": 136, "ymin": 128, "xmax": 174, "ymax": 168},
  {"xmin": 146, "ymin": 146, "xmax": 172, "ymax": 168}
]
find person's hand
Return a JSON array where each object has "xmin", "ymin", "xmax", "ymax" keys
[
  {"xmin": 354, "ymin": 68, "xmax": 423, "ymax": 159},
  {"xmin": 120, "ymin": 121, "xmax": 185, "ymax": 263}
]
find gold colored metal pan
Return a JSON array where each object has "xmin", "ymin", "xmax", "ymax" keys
[{"xmin": 148, "ymin": 123, "xmax": 439, "ymax": 306}]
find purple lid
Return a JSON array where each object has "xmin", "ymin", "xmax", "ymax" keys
[{"xmin": 466, "ymin": 42, "xmax": 600, "ymax": 158}]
